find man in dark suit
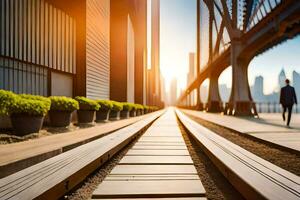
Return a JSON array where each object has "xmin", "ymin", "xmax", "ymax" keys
[{"xmin": 280, "ymin": 79, "xmax": 297, "ymax": 126}]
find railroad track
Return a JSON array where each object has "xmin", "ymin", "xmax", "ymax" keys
[{"xmin": 1, "ymin": 108, "xmax": 299, "ymax": 200}]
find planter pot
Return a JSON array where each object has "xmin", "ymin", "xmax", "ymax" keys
[
  {"xmin": 109, "ymin": 110, "xmax": 120, "ymax": 120},
  {"xmin": 96, "ymin": 110, "xmax": 110, "ymax": 122},
  {"xmin": 136, "ymin": 110, "xmax": 142, "ymax": 116},
  {"xmin": 130, "ymin": 110, "xmax": 136, "ymax": 117},
  {"xmin": 120, "ymin": 110, "xmax": 129, "ymax": 119},
  {"xmin": 11, "ymin": 114, "xmax": 44, "ymax": 136},
  {"xmin": 77, "ymin": 110, "xmax": 95, "ymax": 124},
  {"xmin": 49, "ymin": 110, "xmax": 72, "ymax": 127},
  {"xmin": 43, "ymin": 114, "xmax": 50, "ymax": 126},
  {"xmin": 0, "ymin": 115, "xmax": 12, "ymax": 130}
]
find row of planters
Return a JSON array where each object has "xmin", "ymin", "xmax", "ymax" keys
[{"xmin": 0, "ymin": 90, "xmax": 159, "ymax": 136}]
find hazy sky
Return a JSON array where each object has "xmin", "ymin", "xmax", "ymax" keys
[
  {"xmin": 159, "ymin": 0, "xmax": 196, "ymax": 92},
  {"xmin": 158, "ymin": 0, "xmax": 300, "ymax": 95}
]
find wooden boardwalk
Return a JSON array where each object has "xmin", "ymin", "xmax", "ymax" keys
[
  {"xmin": 177, "ymin": 109, "xmax": 300, "ymax": 200},
  {"xmin": 92, "ymin": 109, "xmax": 206, "ymax": 199},
  {"xmin": 181, "ymin": 109, "xmax": 300, "ymax": 153},
  {"xmin": 0, "ymin": 112, "xmax": 162, "ymax": 200},
  {"xmin": 0, "ymin": 113, "xmax": 158, "ymax": 178}
]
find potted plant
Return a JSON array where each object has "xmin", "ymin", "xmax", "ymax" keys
[
  {"xmin": 75, "ymin": 96, "xmax": 100, "ymax": 124},
  {"xmin": 0, "ymin": 90, "xmax": 17, "ymax": 130},
  {"xmin": 130, "ymin": 104, "xmax": 137, "ymax": 117},
  {"xmin": 9, "ymin": 95, "xmax": 50, "ymax": 136},
  {"xmin": 18, "ymin": 94, "xmax": 52, "ymax": 125},
  {"xmin": 49, "ymin": 96, "xmax": 79, "ymax": 127},
  {"xmin": 120, "ymin": 103, "xmax": 134, "ymax": 119},
  {"xmin": 109, "ymin": 101, "xmax": 123, "ymax": 120},
  {"xmin": 135, "ymin": 104, "xmax": 144, "ymax": 116},
  {"xmin": 151, "ymin": 106, "xmax": 159, "ymax": 112},
  {"xmin": 96, "ymin": 100, "xmax": 113, "ymax": 122},
  {"xmin": 143, "ymin": 105, "xmax": 150, "ymax": 114}
]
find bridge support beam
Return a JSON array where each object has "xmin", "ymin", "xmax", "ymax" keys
[
  {"xmin": 207, "ymin": 73, "xmax": 223, "ymax": 112},
  {"xmin": 187, "ymin": 94, "xmax": 191, "ymax": 108},
  {"xmin": 227, "ymin": 40, "xmax": 257, "ymax": 116},
  {"xmin": 195, "ymin": 87, "xmax": 203, "ymax": 111}
]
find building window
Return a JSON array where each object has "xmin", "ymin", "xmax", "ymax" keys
[{"xmin": 0, "ymin": 57, "xmax": 48, "ymax": 95}]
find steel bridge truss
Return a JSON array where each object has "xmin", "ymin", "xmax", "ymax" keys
[{"xmin": 178, "ymin": 0, "xmax": 300, "ymax": 116}]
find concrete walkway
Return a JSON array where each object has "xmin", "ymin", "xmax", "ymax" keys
[
  {"xmin": 92, "ymin": 109, "xmax": 206, "ymax": 199},
  {"xmin": 182, "ymin": 109, "xmax": 300, "ymax": 153}
]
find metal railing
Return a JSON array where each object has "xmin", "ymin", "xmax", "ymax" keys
[{"xmin": 255, "ymin": 102, "xmax": 300, "ymax": 113}]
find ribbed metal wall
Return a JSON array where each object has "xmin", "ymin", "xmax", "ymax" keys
[
  {"xmin": 0, "ymin": 0, "xmax": 76, "ymax": 95},
  {"xmin": 86, "ymin": 0, "xmax": 110, "ymax": 100},
  {"xmin": 0, "ymin": 57, "xmax": 48, "ymax": 95}
]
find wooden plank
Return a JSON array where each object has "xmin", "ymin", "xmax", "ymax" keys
[
  {"xmin": 127, "ymin": 149, "xmax": 190, "ymax": 156},
  {"xmin": 176, "ymin": 109, "xmax": 300, "ymax": 200},
  {"xmin": 105, "ymin": 174, "xmax": 200, "ymax": 180},
  {"xmin": 119, "ymin": 156, "xmax": 193, "ymax": 165},
  {"xmin": 92, "ymin": 180, "xmax": 206, "ymax": 198},
  {"xmin": 110, "ymin": 165, "xmax": 198, "ymax": 175},
  {"xmin": 135, "ymin": 142, "xmax": 186, "ymax": 146},
  {"xmin": 0, "ymin": 112, "xmax": 163, "ymax": 200},
  {"xmin": 92, "ymin": 198, "xmax": 207, "ymax": 200},
  {"xmin": 0, "ymin": 112, "xmax": 161, "ymax": 178},
  {"xmin": 132, "ymin": 146, "xmax": 188, "ymax": 150},
  {"xmin": 92, "ymin": 109, "xmax": 206, "ymax": 199},
  {"xmin": 138, "ymin": 137, "xmax": 185, "ymax": 142}
]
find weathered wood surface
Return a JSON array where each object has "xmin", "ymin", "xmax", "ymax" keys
[
  {"xmin": 92, "ymin": 109, "xmax": 206, "ymax": 199},
  {"xmin": 182, "ymin": 109, "xmax": 300, "ymax": 153},
  {"xmin": 176, "ymin": 109, "xmax": 300, "ymax": 200},
  {"xmin": 0, "ymin": 112, "xmax": 161, "ymax": 178},
  {"xmin": 0, "ymin": 112, "xmax": 163, "ymax": 200}
]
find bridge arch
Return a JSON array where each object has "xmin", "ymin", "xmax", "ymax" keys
[{"xmin": 178, "ymin": 0, "xmax": 300, "ymax": 116}]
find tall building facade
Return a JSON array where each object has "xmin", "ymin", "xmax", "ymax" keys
[
  {"xmin": 110, "ymin": 0, "xmax": 147, "ymax": 103},
  {"xmin": 169, "ymin": 78, "xmax": 177, "ymax": 106},
  {"xmin": 147, "ymin": 0, "xmax": 163, "ymax": 107},
  {"xmin": 278, "ymin": 68, "xmax": 286, "ymax": 89},
  {"xmin": 0, "ymin": 0, "xmax": 77, "ymax": 97},
  {"xmin": 251, "ymin": 76, "xmax": 264, "ymax": 102},
  {"xmin": 293, "ymin": 70, "xmax": 300, "ymax": 102},
  {"xmin": 151, "ymin": 0, "xmax": 160, "ymax": 99},
  {"xmin": 0, "ymin": 0, "xmax": 148, "ymax": 103}
]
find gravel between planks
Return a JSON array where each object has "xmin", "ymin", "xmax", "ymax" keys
[
  {"xmin": 177, "ymin": 119, "xmax": 245, "ymax": 200},
  {"xmin": 65, "ymin": 132, "xmax": 142, "ymax": 200},
  {"xmin": 184, "ymin": 112, "xmax": 300, "ymax": 176}
]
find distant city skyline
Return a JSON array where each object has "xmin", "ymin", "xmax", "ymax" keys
[{"xmin": 193, "ymin": 68, "xmax": 300, "ymax": 103}]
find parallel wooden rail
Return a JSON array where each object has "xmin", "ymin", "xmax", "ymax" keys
[
  {"xmin": 176, "ymin": 109, "xmax": 300, "ymax": 200},
  {"xmin": 0, "ymin": 111, "xmax": 163, "ymax": 200}
]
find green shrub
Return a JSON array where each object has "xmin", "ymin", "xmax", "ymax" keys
[
  {"xmin": 143, "ymin": 105, "xmax": 150, "ymax": 111},
  {"xmin": 111, "ymin": 101, "xmax": 123, "ymax": 112},
  {"xmin": 122, "ymin": 103, "xmax": 135, "ymax": 111},
  {"xmin": 96, "ymin": 100, "xmax": 113, "ymax": 111},
  {"xmin": 50, "ymin": 96, "xmax": 79, "ymax": 112},
  {"xmin": 75, "ymin": 96, "xmax": 100, "ymax": 111},
  {"xmin": 135, "ymin": 104, "xmax": 144, "ymax": 110},
  {"xmin": 10, "ymin": 97, "xmax": 50, "ymax": 116},
  {"xmin": 0, "ymin": 90, "xmax": 17, "ymax": 116},
  {"xmin": 150, "ymin": 106, "xmax": 159, "ymax": 111},
  {"xmin": 19, "ymin": 94, "xmax": 51, "ymax": 107}
]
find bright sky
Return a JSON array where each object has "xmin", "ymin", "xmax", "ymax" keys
[
  {"xmin": 155, "ymin": 0, "xmax": 300, "ymax": 96},
  {"xmin": 159, "ymin": 0, "xmax": 196, "ymax": 93}
]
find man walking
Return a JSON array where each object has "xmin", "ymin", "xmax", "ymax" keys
[{"xmin": 280, "ymin": 79, "xmax": 297, "ymax": 127}]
